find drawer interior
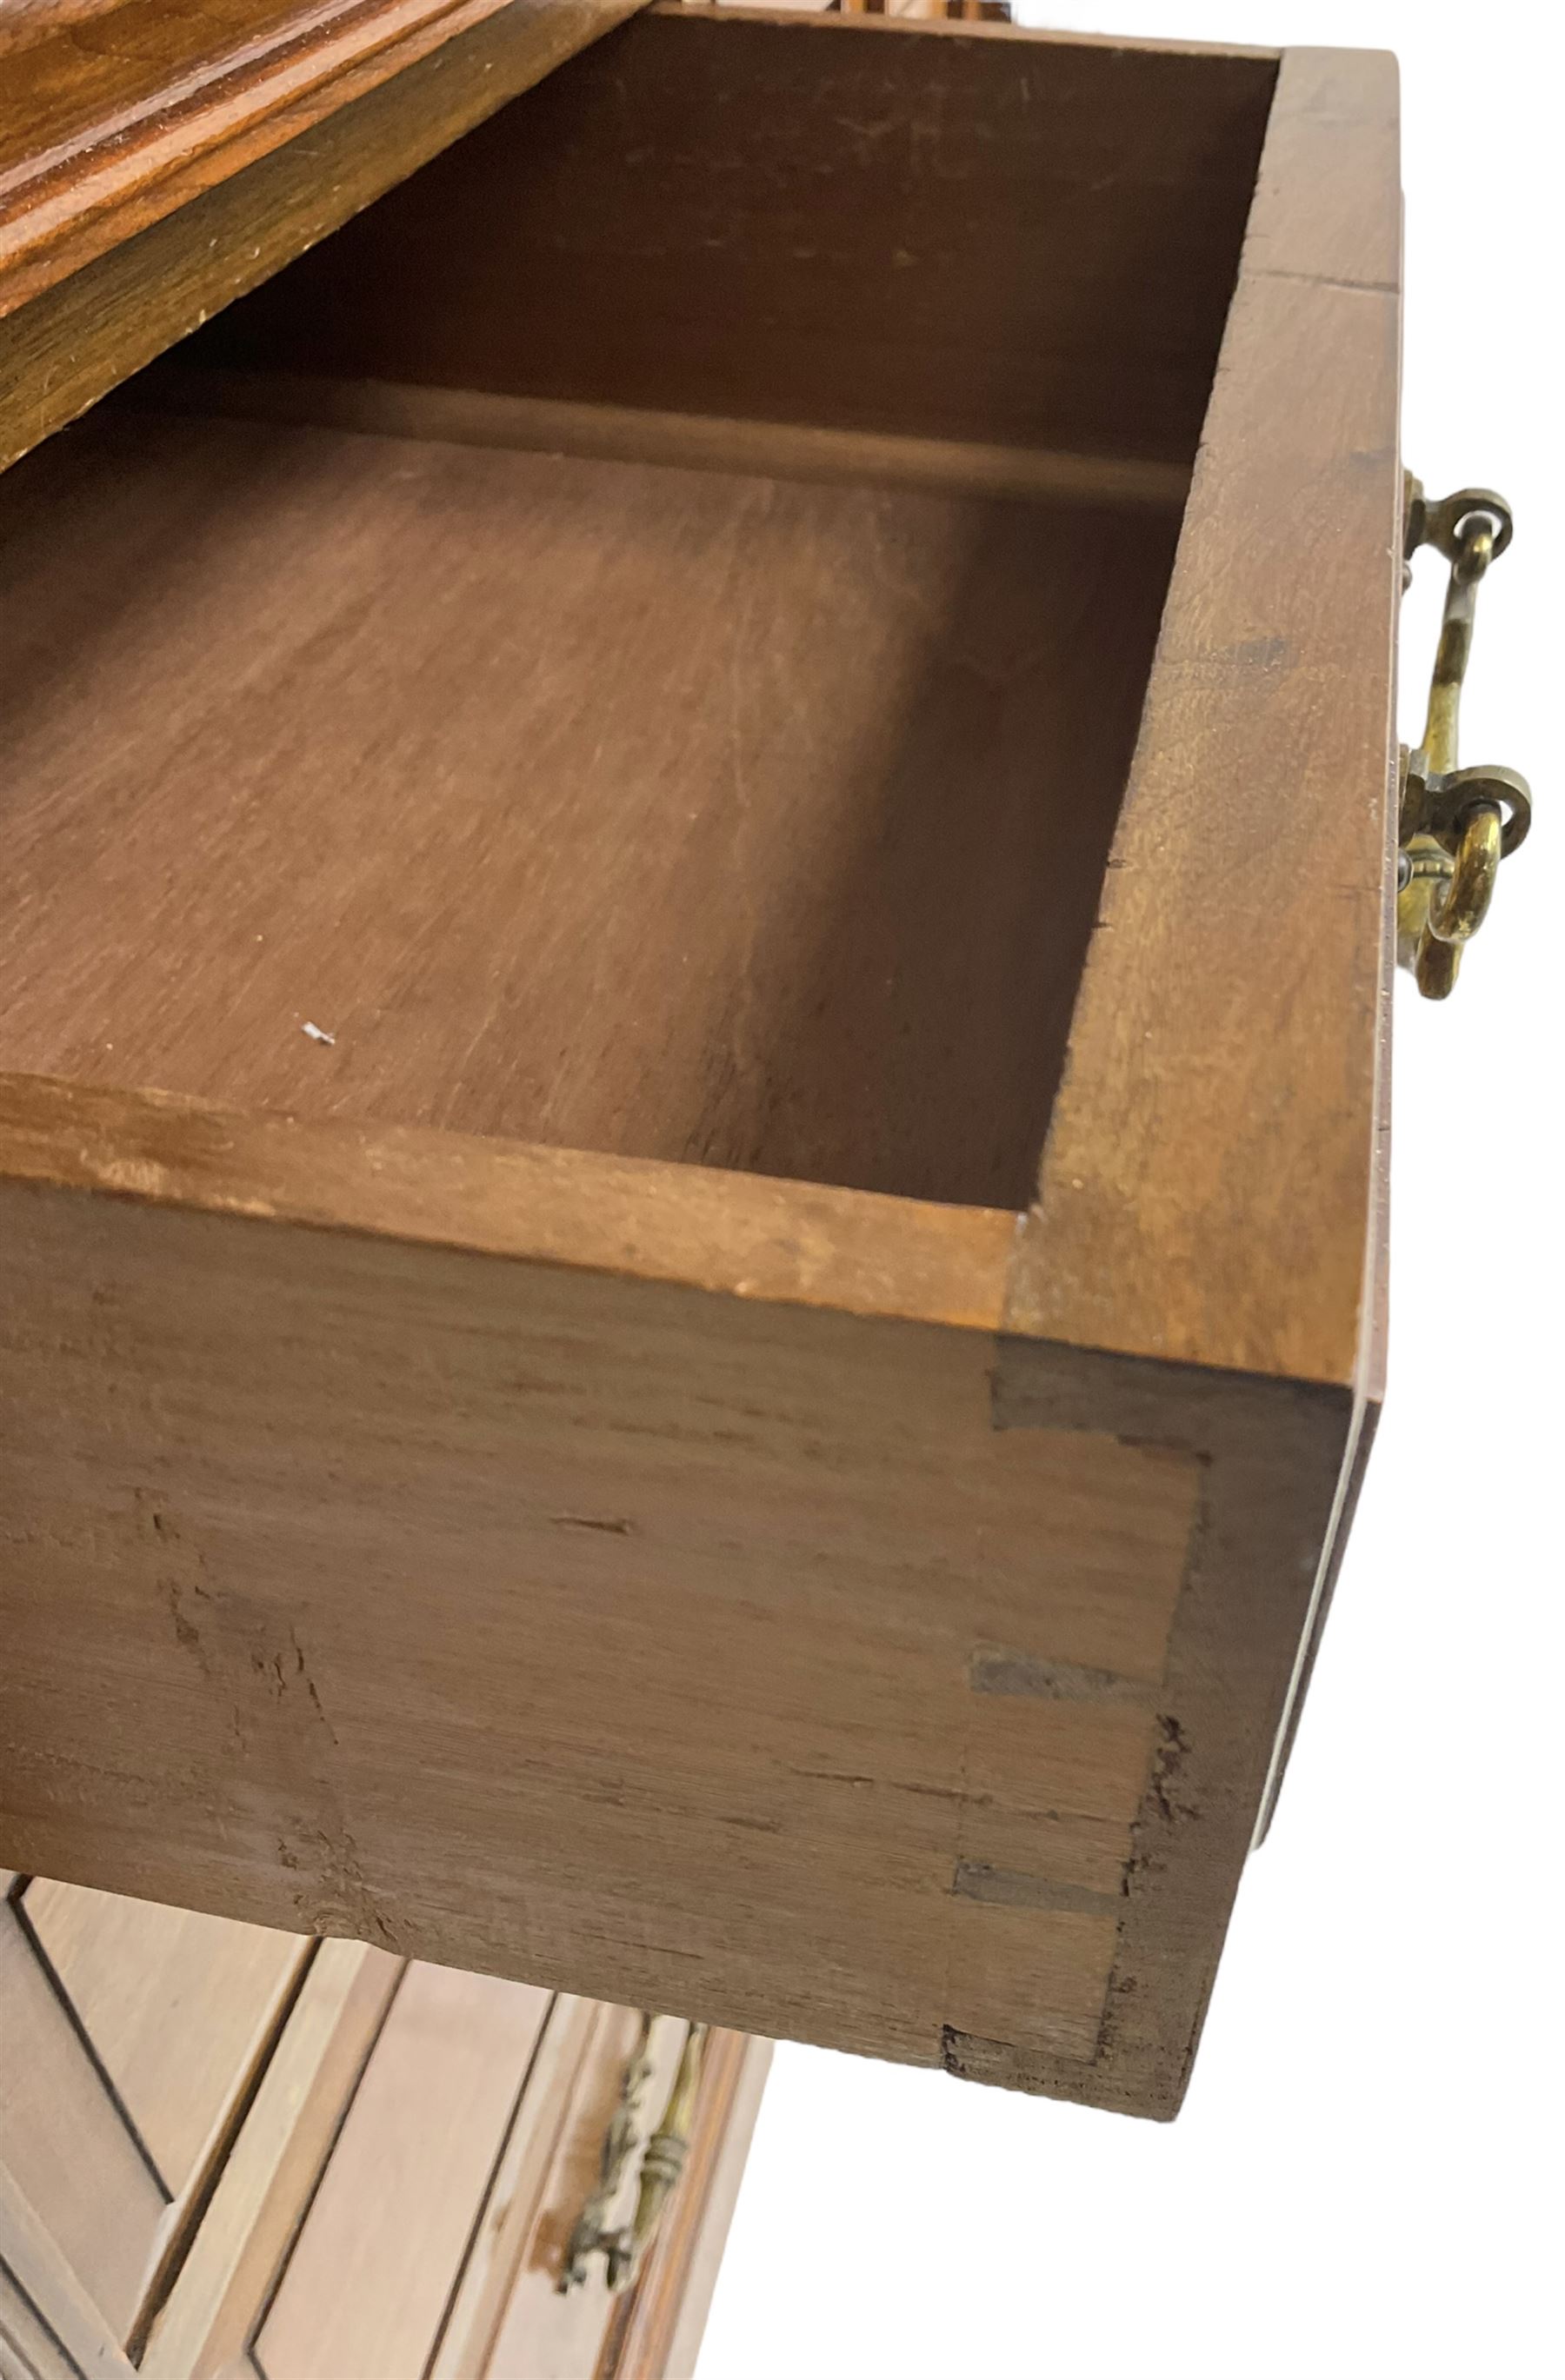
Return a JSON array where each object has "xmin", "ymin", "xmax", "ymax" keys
[{"xmin": 0, "ymin": 10, "xmax": 1275, "ymax": 1212}]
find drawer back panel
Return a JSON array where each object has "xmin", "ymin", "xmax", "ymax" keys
[{"xmin": 182, "ymin": 8, "xmax": 1275, "ymax": 465}]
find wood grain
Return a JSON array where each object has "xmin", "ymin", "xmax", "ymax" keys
[
  {"xmin": 186, "ymin": 3, "xmax": 1275, "ymax": 464},
  {"xmin": 0, "ymin": 22, "xmax": 1399, "ymax": 2124},
  {"xmin": 1015, "ymin": 43, "xmax": 1402, "ymax": 1389},
  {"xmin": 23, "ymin": 1881, "xmax": 305, "ymax": 2199},
  {"xmin": 0, "ymin": 406, "xmax": 1176, "ymax": 1210},
  {"xmin": 0, "ymin": 0, "xmax": 640, "ymax": 314},
  {"xmin": 0, "ymin": 1100, "xmax": 1199, "ymax": 2091},
  {"xmin": 429, "ymin": 1994, "xmax": 607, "ymax": 2380},
  {"xmin": 977, "ymin": 1345, "xmax": 1355, "ymax": 2116},
  {"xmin": 136, "ymin": 1964, "xmax": 764, "ymax": 2379},
  {"xmin": 0, "ymin": 1073, "xmax": 1017, "ymax": 1334},
  {"xmin": 255, "ymin": 1964, "xmax": 551, "ymax": 2380},
  {"xmin": 978, "ymin": 45, "xmax": 1402, "ymax": 2116},
  {"xmin": 139, "ymin": 1941, "xmax": 401, "ymax": 2379},
  {"xmin": 0, "ymin": 2161, "xmax": 137, "ymax": 2380},
  {"xmin": 0, "ymin": 2264, "xmax": 74, "ymax": 2380},
  {"xmin": 1253, "ymin": 941, "xmax": 1392, "ymax": 1843},
  {"xmin": 0, "ymin": 0, "xmax": 640, "ymax": 470}
]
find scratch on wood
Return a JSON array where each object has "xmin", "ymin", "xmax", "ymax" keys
[
  {"xmin": 968, "ymin": 1647, "xmax": 1152, "ymax": 1702},
  {"xmin": 786, "ymin": 1765, "xmax": 969, "ymax": 1805},
  {"xmin": 951, "ymin": 1860, "xmax": 1124, "ymax": 1917}
]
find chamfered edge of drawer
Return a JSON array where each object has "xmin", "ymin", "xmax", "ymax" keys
[{"xmin": 0, "ymin": 1071, "xmax": 1020, "ymax": 1342}]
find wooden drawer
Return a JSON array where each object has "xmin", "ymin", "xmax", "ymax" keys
[{"xmin": 0, "ymin": 8, "xmax": 1399, "ymax": 2121}]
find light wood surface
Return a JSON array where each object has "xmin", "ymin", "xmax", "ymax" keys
[
  {"xmin": 0, "ymin": 2160, "xmax": 137, "ymax": 2380},
  {"xmin": 0, "ymin": 1905, "xmax": 164, "ymax": 2338},
  {"xmin": 135, "ymin": 1962, "xmax": 760, "ymax": 2380},
  {"xmin": 0, "ymin": 2261, "xmax": 81, "ymax": 2380},
  {"xmin": 139, "ymin": 1941, "xmax": 402, "ymax": 2378},
  {"xmin": 606, "ymin": 2030, "xmax": 773, "ymax": 2380},
  {"xmin": 0, "ymin": 406, "xmax": 1175, "ymax": 1211},
  {"xmin": 429, "ymin": 1995, "xmax": 608, "ymax": 2380},
  {"xmin": 23, "ymin": 1882, "xmax": 305, "ymax": 2199},
  {"xmin": 480, "ymin": 2006, "xmax": 691, "ymax": 2380},
  {"xmin": 255, "ymin": 1965, "xmax": 552, "ymax": 2379}
]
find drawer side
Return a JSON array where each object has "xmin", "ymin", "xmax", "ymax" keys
[
  {"xmin": 0, "ymin": 1109, "xmax": 1200, "ymax": 2116},
  {"xmin": 1015, "ymin": 44, "xmax": 1402, "ymax": 1392}
]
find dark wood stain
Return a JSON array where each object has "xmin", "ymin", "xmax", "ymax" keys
[{"xmin": 187, "ymin": 7, "xmax": 1275, "ymax": 464}]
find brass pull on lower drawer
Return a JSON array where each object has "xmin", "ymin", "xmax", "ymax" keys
[
  {"xmin": 558, "ymin": 2013, "xmax": 709, "ymax": 2295},
  {"xmin": 1397, "ymin": 475, "xmax": 1532, "ymax": 998}
]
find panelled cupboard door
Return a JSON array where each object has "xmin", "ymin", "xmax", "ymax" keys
[
  {"xmin": 3, "ymin": 1880, "xmax": 763, "ymax": 2380},
  {"xmin": 0, "ymin": 1875, "xmax": 310, "ymax": 2364},
  {"xmin": 253, "ymin": 1965, "xmax": 553, "ymax": 2380},
  {"xmin": 22, "ymin": 1884, "xmax": 307, "ymax": 2203},
  {"xmin": 0, "ymin": 1891, "xmax": 167, "ymax": 2343},
  {"xmin": 0, "ymin": 4, "xmax": 1399, "ymax": 2122},
  {"xmin": 1, "ymin": 2261, "xmax": 81, "ymax": 2380},
  {"xmin": 236, "ymin": 1983, "xmax": 767, "ymax": 2380},
  {"xmin": 477, "ymin": 2004, "xmax": 696, "ymax": 2380},
  {"xmin": 140, "ymin": 1940, "xmax": 405, "ymax": 2380}
]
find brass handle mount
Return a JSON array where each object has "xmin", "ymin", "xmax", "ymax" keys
[
  {"xmin": 558, "ymin": 2014, "xmax": 709, "ymax": 2296},
  {"xmin": 1398, "ymin": 475, "xmax": 1532, "ymax": 999}
]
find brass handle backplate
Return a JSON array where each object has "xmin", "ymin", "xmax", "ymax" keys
[
  {"xmin": 558, "ymin": 2013, "xmax": 709, "ymax": 2296},
  {"xmin": 1397, "ymin": 475, "xmax": 1532, "ymax": 998}
]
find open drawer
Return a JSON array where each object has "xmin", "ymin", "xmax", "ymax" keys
[{"xmin": 0, "ymin": 7, "xmax": 1400, "ymax": 2120}]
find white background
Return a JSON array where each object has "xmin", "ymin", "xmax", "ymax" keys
[{"xmin": 697, "ymin": 4, "xmax": 1562, "ymax": 2374}]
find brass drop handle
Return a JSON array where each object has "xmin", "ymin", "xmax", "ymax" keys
[
  {"xmin": 558, "ymin": 2014, "xmax": 709, "ymax": 2295},
  {"xmin": 1397, "ymin": 475, "xmax": 1532, "ymax": 998}
]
